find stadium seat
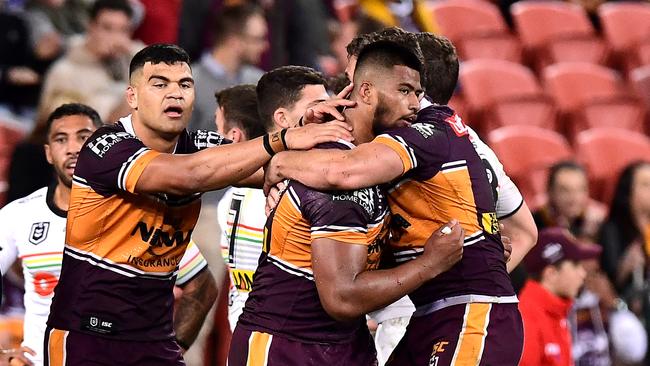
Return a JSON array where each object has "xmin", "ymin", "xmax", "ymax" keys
[
  {"xmin": 429, "ymin": 0, "xmax": 522, "ymax": 62},
  {"xmin": 460, "ymin": 59, "xmax": 557, "ymax": 134},
  {"xmin": 598, "ymin": 2, "xmax": 650, "ymax": 72},
  {"xmin": 542, "ymin": 62, "xmax": 645, "ymax": 139},
  {"xmin": 511, "ymin": 1, "xmax": 608, "ymax": 70},
  {"xmin": 631, "ymin": 65, "xmax": 650, "ymax": 111},
  {"xmin": 487, "ymin": 125, "xmax": 572, "ymax": 206},
  {"xmin": 576, "ymin": 127, "xmax": 650, "ymax": 203}
]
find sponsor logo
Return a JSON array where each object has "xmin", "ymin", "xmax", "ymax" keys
[
  {"xmin": 126, "ymin": 254, "xmax": 183, "ymax": 268},
  {"xmin": 445, "ymin": 114, "xmax": 469, "ymax": 137},
  {"xmin": 231, "ymin": 269, "xmax": 255, "ymax": 292},
  {"xmin": 481, "ymin": 212, "xmax": 499, "ymax": 234},
  {"xmin": 429, "ymin": 341, "xmax": 449, "ymax": 366},
  {"xmin": 411, "ymin": 123, "xmax": 437, "ymax": 139},
  {"xmin": 29, "ymin": 222, "xmax": 50, "ymax": 245},
  {"xmin": 193, "ymin": 130, "xmax": 227, "ymax": 149},
  {"xmin": 131, "ymin": 221, "xmax": 192, "ymax": 248},
  {"xmin": 542, "ymin": 243, "xmax": 564, "ymax": 263},
  {"xmin": 332, "ymin": 187, "xmax": 377, "ymax": 215},
  {"xmin": 87, "ymin": 131, "xmax": 135, "ymax": 158},
  {"xmin": 82, "ymin": 315, "xmax": 116, "ymax": 335}
]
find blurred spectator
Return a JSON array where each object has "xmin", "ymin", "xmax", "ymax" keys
[
  {"xmin": 133, "ymin": 0, "xmax": 181, "ymax": 45},
  {"xmin": 177, "ymin": 0, "xmax": 220, "ymax": 61},
  {"xmin": 598, "ymin": 161, "xmax": 650, "ymax": 293},
  {"xmin": 266, "ymin": 0, "xmax": 331, "ymax": 71},
  {"xmin": 520, "ymin": 227, "xmax": 601, "ymax": 366},
  {"xmin": 39, "ymin": 0, "xmax": 143, "ymax": 122},
  {"xmin": 0, "ymin": 3, "xmax": 42, "ymax": 122},
  {"xmin": 24, "ymin": 0, "xmax": 88, "ymax": 58},
  {"xmin": 328, "ymin": 14, "xmax": 384, "ymax": 76},
  {"xmin": 334, "ymin": 0, "xmax": 438, "ymax": 33},
  {"xmin": 187, "ymin": 3, "xmax": 267, "ymax": 132},
  {"xmin": 534, "ymin": 161, "xmax": 607, "ymax": 243}
]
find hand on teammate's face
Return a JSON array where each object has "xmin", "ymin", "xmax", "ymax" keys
[
  {"xmin": 5, "ymin": 346, "xmax": 36, "ymax": 366},
  {"xmin": 421, "ymin": 220, "xmax": 464, "ymax": 279},
  {"xmin": 301, "ymin": 83, "xmax": 356, "ymax": 125}
]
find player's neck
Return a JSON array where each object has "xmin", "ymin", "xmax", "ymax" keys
[
  {"xmin": 343, "ymin": 107, "xmax": 374, "ymax": 145},
  {"xmin": 131, "ymin": 113, "xmax": 179, "ymax": 153},
  {"xmin": 211, "ymin": 47, "xmax": 242, "ymax": 77},
  {"xmin": 54, "ymin": 181, "xmax": 71, "ymax": 212}
]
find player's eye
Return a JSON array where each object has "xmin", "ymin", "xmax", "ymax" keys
[
  {"xmin": 399, "ymin": 88, "xmax": 410, "ymax": 95},
  {"xmin": 180, "ymin": 82, "xmax": 192, "ymax": 89},
  {"xmin": 153, "ymin": 83, "xmax": 166, "ymax": 89}
]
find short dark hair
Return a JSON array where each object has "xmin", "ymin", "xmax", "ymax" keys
[
  {"xmin": 346, "ymin": 27, "xmax": 417, "ymax": 59},
  {"xmin": 257, "ymin": 66, "xmax": 326, "ymax": 127},
  {"xmin": 213, "ymin": 4, "xmax": 264, "ymax": 47},
  {"xmin": 215, "ymin": 84, "xmax": 266, "ymax": 139},
  {"xmin": 547, "ymin": 161, "xmax": 587, "ymax": 190},
  {"xmin": 45, "ymin": 103, "xmax": 103, "ymax": 139},
  {"xmin": 415, "ymin": 32, "xmax": 459, "ymax": 105},
  {"xmin": 354, "ymin": 40, "xmax": 423, "ymax": 84},
  {"xmin": 90, "ymin": 0, "xmax": 133, "ymax": 21},
  {"xmin": 129, "ymin": 44, "xmax": 191, "ymax": 80}
]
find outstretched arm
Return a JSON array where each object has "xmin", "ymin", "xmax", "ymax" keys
[
  {"xmin": 265, "ymin": 141, "xmax": 404, "ymax": 193},
  {"xmin": 312, "ymin": 221, "xmax": 463, "ymax": 322},
  {"xmin": 174, "ymin": 269, "xmax": 218, "ymax": 352}
]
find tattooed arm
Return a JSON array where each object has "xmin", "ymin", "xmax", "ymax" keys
[{"xmin": 174, "ymin": 268, "xmax": 218, "ymax": 351}]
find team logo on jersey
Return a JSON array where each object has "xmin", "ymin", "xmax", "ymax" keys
[
  {"xmin": 411, "ymin": 123, "xmax": 437, "ymax": 139},
  {"xmin": 429, "ymin": 341, "xmax": 449, "ymax": 366},
  {"xmin": 29, "ymin": 222, "xmax": 50, "ymax": 245},
  {"xmin": 445, "ymin": 114, "xmax": 469, "ymax": 137},
  {"xmin": 87, "ymin": 131, "xmax": 135, "ymax": 158}
]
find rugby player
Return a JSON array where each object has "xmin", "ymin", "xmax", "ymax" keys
[
  {"xmin": 43, "ymin": 44, "xmax": 352, "ymax": 364},
  {"xmin": 216, "ymin": 67, "xmax": 330, "ymax": 330},
  {"xmin": 264, "ymin": 31, "xmax": 533, "ymax": 365},
  {"xmin": 229, "ymin": 41, "xmax": 465, "ymax": 366}
]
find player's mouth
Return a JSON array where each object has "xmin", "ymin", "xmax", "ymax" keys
[
  {"xmin": 65, "ymin": 161, "xmax": 77, "ymax": 175},
  {"xmin": 164, "ymin": 105, "xmax": 184, "ymax": 119},
  {"xmin": 397, "ymin": 114, "xmax": 416, "ymax": 127}
]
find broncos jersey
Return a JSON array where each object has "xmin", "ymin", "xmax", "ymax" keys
[
  {"xmin": 47, "ymin": 115, "xmax": 226, "ymax": 341},
  {"xmin": 237, "ymin": 141, "xmax": 390, "ymax": 343},
  {"xmin": 374, "ymin": 105, "xmax": 516, "ymax": 309}
]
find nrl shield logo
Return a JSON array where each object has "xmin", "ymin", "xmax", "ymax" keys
[{"xmin": 29, "ymin": 222, "xmax": 50, "ymax": 245}]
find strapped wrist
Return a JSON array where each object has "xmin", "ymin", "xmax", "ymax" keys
[{"xmin": 263, "ymin": 129, "xmax": 289, "ymax": 156}]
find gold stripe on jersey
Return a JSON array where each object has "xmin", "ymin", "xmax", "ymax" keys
[
  {"xmin": 247, "ymin": 331, "xmax": 273, "ymax": 366},
  {"xmin": 122, "ymin": 149, "xmax": 160, "ymax": 193},
  {"xmin": 374, "ymin": 135, "xmax": 416, "ymax": 172},
  {"xmin": 47, "ymin": 328, "xmax": 69, "ymax": 366},
  {"xmin": 450, "ymin": 303, "xmax": 491, "ymax": 365}
]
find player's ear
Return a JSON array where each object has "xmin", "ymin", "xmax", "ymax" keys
[
  {"xmin": 126, "ymin": 85, "xmax": 138, "ymax": 110},
  {"xmin": 44, "ymin": 143, "xmax": 53, "ymax": 165},
  {"xmin": 272, "ymin": 108, "xmax": 290, "ymax": 129},
  {"xmin": 359, "ymin": 81, "xmax": 373, "ymax": 104},
  {"xmin": 227, "ymin": 127, "xmax": 246, "ymax": 143}
]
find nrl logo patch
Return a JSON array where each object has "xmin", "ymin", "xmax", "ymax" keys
[{"xmin": 29, "ymin": 222, "xmax": 50, "ymax": 245}]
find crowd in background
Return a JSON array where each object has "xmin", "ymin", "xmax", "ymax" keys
[{"xmin": 1, "ymin": 0, "xmax": 650, "ymax": 365}]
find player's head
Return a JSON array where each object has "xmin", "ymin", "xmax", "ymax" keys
[
  {"xmin": 345, "ymin": 27, "xmax": 422, "ymax": 81},
  {"xmin": 127, "ymin": 44, "xmax": 194, "ymax": 137},
  {"xmin": 44, "ymin": 103, "xmax": 102, "ymax": 187},
  {"xmin": 352, "ymin": 40, "xmax": 423, "ymax": 137},
  {"xmin": 215, "ymin": 84, "xmax": 264, "ymax": 142},
  {"xmin": 257, "ymin": 66, "xmax": 329, "ymax": 130},
  {"xmin": 87, "ymin": 0, "xmax": 134, "ymax": 59},
  {"xmin": 213, "ymin": 4, "xmax": 268, "ymax": 65},
  {"xmin": 415, "ymin": 32, "xmax": 459, "ymax": 105}
]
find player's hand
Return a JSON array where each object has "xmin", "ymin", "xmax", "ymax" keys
[
  {"xmin": 301, "ymin": 87, "xmax": 356, "ymax": 126},
  {"xmin": 265, "ymin": 181, "xmax": 287, "ymax": 216},
  {"xmin": 419, "ymin": 220, "xmax": 464, "ymax": 280},
  {"xmin": 284, "ymin": 121, "xmax": 353, "ymax": 151},
  {"xmin": 3, "ymin": 346, "xmax": 36, "ymax": 366},
  {"xmin": 263, "ymin": 154, "xmax": 283, "ymax": 195},
  {"xmin": 502, "ymin": 234, "xmax": 513, "ymax": 263}
]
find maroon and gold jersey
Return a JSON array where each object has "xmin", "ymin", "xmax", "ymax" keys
[
  {"xmin": 47, "ymin": 116, "xmax": 229, "ymax": 341},
  {"xmin": 374, "ymin": 105, "xmax": 515, "ymax": 308},
  {"xmin": 237, "ymin": 142, "xmax": 389, "ymax": 344}
]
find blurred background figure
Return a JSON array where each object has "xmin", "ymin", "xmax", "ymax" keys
[
  {"xmin": 39, "ymin": 0, "xmax": 142, "ymax": 123},
  {"xmin": 534, "ymin": 161, "xmax": 607, "ymax": 243}
]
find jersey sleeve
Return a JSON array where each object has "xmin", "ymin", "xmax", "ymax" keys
[
  {"xmin": 0, "ymin": 204, "xmax": 19, "ymax": 275},
  {"xmin": 296, "ymin": 184, "xmax": 373, "ymax": 245},
  {"xmin": 175, "ymin": 240, "xmax": 209, "ymax": 287},
  {"xmin": 74, "ymin": 128, "xmax": 161, "ymax": 195},
  {"xmin": 467, "ymin": 127, "xmax": 524, "ymax": 219},
  {"xmin": 373, "ymin": 123, "xmax": 449, "ymax": 177}
]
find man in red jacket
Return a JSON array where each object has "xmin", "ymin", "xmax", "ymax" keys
[{"xmin": 519, "ymin": 227, "xmax": 601, "ymax": 366}]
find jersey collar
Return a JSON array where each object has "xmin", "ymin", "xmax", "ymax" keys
[
  {"xmin": 119, "ymin": 114, "xmax": 179, "ymax": 153},
  {"xmin": 46, "ymin": 181, "xmax": 67, "ymax": 218}
]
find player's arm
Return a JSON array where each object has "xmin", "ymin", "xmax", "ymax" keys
[
  {"xmin": 501, "ymin": 202, "xmax": 538, "ymax": 273},
  {"xmin": 265, "ymin": 141, "xmax": 404, "ymax": 192},
  {"xmin": 137, "ymin": 122, "xmax": 352, "ymax": 195},
  {"xmin": 173, "ymin": 268, "xmax": 217, "ymax": 352},
  {"xmin": 312, "ymin": 222, "xmax": 464, "ymax": 322}
]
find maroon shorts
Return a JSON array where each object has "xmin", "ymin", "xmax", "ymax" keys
[
  {"xmin": 228, "ymin": 326, "xmax": 377, "ymax": 366},
  {"xmin": 386, "ymin": 303, "xmax": 523, "ymax": 366},
  {"xmin": 43, "ymin": 327, "xmax": 185, "ymax": 366}
]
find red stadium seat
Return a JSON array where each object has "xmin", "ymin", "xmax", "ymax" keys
[
  {"xmin": 576, "ymin": 127, "xmax": 650, "ymax": 203},
  {"xmin": 487, "ymin": 125, "xmax": 572, "ymax": 206},
  {"xmin": 430, "ymin": 0, "xmax": 522, "ymax": 62},
  {"xmin": 598, "ymin": 2, "xmax": 650, "ymax": 72},
  {"xmin": 542, "ymin": 62, "xmax": 645, "ymax": 139},
  {"xmin": 460, "ymin": 59, "xmax": 557, "ymax": 134},
  {"xmin": 631, "ymin": 65, "xmax": 650, "ymax": 111},
  {"xmin": 511, "ymin": 1, "xmax": 608, "ymax": 70}
]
